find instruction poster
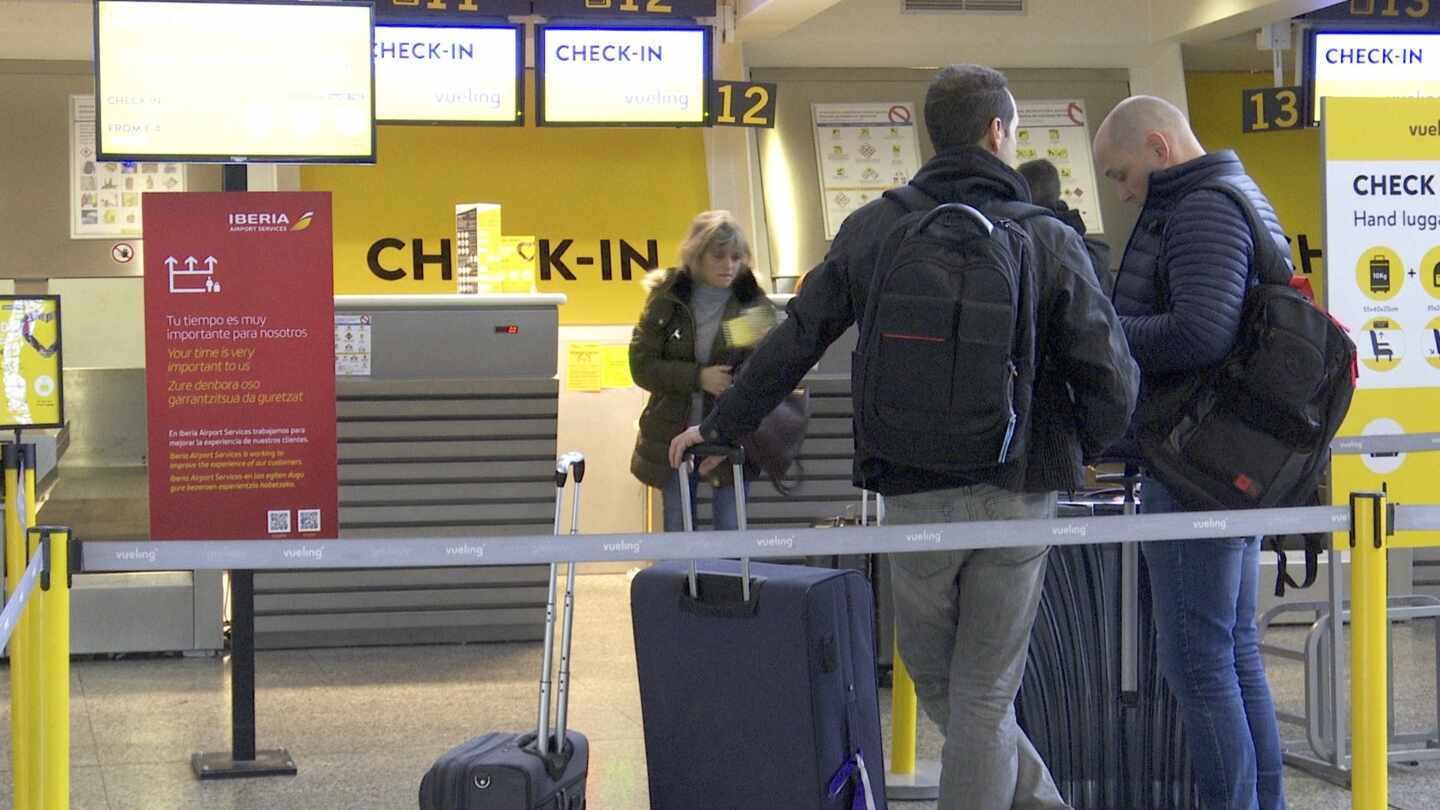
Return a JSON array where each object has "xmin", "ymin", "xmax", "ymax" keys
[
  {"xmin": 143, "ymin": 192, "xmax": 338, "ymax": 541},
  {"xmin": 1016, "ymin": 100, "xmax": 1105, "ymax": 234},
  {"xmin": 812, "ymin": 103, "xmax": 923, "ymax": 240},
  {"xmin": 69, "ymin": 95, "xmax": 186, "ymax": 240},
  {"xmin": 0, "ymin": 297, "xmax": 64, "ymax": 430},
  {"xmin": 1324, "ymin": 97, "xmax": 1440, "ymax": 543},
  {"xmin": 335, "ymin": 314, "xmax": 372, "ymax": 377}
]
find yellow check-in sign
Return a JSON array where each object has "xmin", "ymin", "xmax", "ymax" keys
[{"xmin": 0, "ymin": 297, "xmax": 63, "ymax": 429}]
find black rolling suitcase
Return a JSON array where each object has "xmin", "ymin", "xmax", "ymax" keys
[
  {"xmin": 631, "ymin": 445, "xmax": 886, "ymax": 810},
  {"xmin": 419, "ymin": 453, "xmax": 590, "ymax": 810},
  {"xmin": 809, "ymin": 491, "xmax": 894, "ymax": 686}
]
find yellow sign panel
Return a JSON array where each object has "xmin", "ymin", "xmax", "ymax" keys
[
  {"xmin": 1324, "ymin": 96, "xmax": 1440, "ymax": 160},
  {"xmin": 0, "ymin": 297, "xmax": 64, "ymax": 429},
  {"xmin": 1323, "ymin": 96, "xmax": 1440, "ymax": 547}
]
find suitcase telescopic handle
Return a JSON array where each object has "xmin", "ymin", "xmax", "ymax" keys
[
  {"xmin": 540, "ymin": 451, "xmax": 585, "ymax": 755},
  {"xmin": 555, "ymin": 452, "xmax": 586, "ymax": 486},
  {"xmin": 684, "ymin": 443, "xmax": 745, "ymax": 465},
  {"xmin": 679, "ymin": 444, "xmax": 751, "ymax": 602}
]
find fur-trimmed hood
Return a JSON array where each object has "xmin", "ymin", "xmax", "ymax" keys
[{"xmin": 642, "ymin": 265, "xmax": 767, "ymax": 306}]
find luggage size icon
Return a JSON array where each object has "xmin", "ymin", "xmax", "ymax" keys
[{"xmin": 1370, "ymin": 255, "xmax": 1391, "ymax": 294}]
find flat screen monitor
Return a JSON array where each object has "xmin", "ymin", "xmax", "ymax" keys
[
  {"xmin": 375, "ymin": 24, "xmax": 522, "ymax": 125},
  {"xmin": 537, "ymin": 25, "xmax": 710, "ymax": 127},
  {"xmin": 1308, "ymin": 29, "xmax": 1440, "ymax": 122},
  {"xmin": 94, "ymin": 0, "xmax": 375, "ymax": 163}
]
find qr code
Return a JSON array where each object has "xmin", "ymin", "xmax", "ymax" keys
[
  {"xmin": 267, "ymin": 510, "xmax": 292, "ymax": 534},
  {"xmin": 298, "ymin": 509, "xmax": 321, "ymax": 533}
]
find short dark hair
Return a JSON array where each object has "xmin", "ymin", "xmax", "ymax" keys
[
  {"xmin": 924, "ymin": 65, "xmax": 1015, "ymax": 152},
  {"xmin": 1017, "ymin": 159, "xmax": 1061, "ymax": 208}
]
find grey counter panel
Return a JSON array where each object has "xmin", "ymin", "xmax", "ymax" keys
[
  {"xmin": 353, "ymin": 307, "xmax": 559, "ymax": 380},
  {"xmin": 256, "ymin": 375, "xmax": 560, "ymax": 649}
]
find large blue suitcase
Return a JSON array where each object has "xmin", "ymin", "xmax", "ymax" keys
[{"xmin": 631, "ymin": 446, "xmax": 885, "ymax": 810}]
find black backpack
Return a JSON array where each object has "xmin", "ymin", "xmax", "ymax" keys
[
  {"xmin": 1136, "ymin": 182, "xmax": 1357, "ymax": 519},
  {"xmin": 853, "ymin": 185, "xmax": 1042, "ymax": 476}
]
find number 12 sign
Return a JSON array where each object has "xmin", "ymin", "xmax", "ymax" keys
[{"xmin": 710, "ymin": 80, "xmax": 777, "ymax": 129}]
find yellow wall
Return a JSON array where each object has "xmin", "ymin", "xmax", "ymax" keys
[
  {"xmin": 302, "ymin": 79, "xmax": 711, "ymax": 326},
  {"xmin": 1185, "ymin": 72, "xmax": 1327, "ymax": 302}
]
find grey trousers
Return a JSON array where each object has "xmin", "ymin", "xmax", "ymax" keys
[{"xmin": 886, "ymin": 484, "xmax": 1070, "ymax": 810}]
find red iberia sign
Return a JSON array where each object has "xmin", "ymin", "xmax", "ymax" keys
[{"xmin": 142, "ymin": 192, "xmax": 338, "ymax": 540}]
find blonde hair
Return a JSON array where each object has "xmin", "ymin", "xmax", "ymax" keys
[{"xmin": 678, "ymin": 210, "xmax": 752, "ymax": 275}]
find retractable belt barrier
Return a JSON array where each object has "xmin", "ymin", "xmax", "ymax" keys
[
  {"xmin": 79, "ymin": 506, "xmax": 1406, "ymax": 572},
  {"xmin": 0, "ymin": 550, "xmax": 42, "ymax": 651},
  {"xmin": 77, "ymin": 432, "xmax": 1440, "ymax": 573}
]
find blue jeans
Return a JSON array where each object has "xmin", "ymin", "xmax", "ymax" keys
[
  {"xmin": 1141, "ymin": 478, "xmax": 1286, "ymax": 810},
  {"xmin": 660, "ymin": 469, "xmax": 746, "ymax": 532}
]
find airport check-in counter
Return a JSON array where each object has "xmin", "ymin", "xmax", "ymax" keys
[
  {"xmin": 33, "ymin": 294, "xmax": 565, "ymax": 653},
  {"xmin": 262, "ymin": 294, "xmax": 564, "ymax": 648}
]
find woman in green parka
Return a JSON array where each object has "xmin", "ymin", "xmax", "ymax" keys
[{"xmin": 629, "ymin": 210, "xmax": 777, "ymax": 531}]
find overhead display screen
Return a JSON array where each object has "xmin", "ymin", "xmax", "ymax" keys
[
  {"xmin": 95, "ymin": 0, "xmax": 375, "ymax": 162},
  {"xmin": 1309, "ymin": 30, "xmax": 1440, "ymax": 121},
  {"xmin": 537, "ymin": 25, "xmax": 710, "ymax": 126},
  {"xmin": 375, "ymin": 24, "xmax": 522, "ymax": 124}
]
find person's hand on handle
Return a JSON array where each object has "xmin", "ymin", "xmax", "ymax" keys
[
  {"xmin": 670, "ymin": 427, "xmax": 725, "ymax": 475},
  {"xmin": 699, "ymin": 365, "xmax": 733, "ymax": 396},
  {"xmin": 669, "ymin": 426, "xmax": 706, "ymax": 469}
]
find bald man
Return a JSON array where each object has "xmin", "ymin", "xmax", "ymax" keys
[{"xmin": 1094, "ymin": 95, "xmax": 1289, "ymax": 810}]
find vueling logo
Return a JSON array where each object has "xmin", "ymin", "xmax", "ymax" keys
[{"xmin": 905, "ymin": 530, "xmax": 943, "ymax": 545}]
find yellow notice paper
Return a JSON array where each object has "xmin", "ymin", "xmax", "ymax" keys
[
  {"xmin": 567, "ymin": 342, "xmax": 603, "ymax": 392},
  {"xmin": 602, "ymin": 345, "xmax": 634, "ymax": 389}
]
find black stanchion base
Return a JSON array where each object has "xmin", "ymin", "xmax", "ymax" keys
[{"xmin": 191, "ymin": 749, "xmax": 297, "ymax": 780}]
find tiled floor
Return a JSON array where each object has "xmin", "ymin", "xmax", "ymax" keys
[{"xmin": 3, "ymin": 572, "xmax": 1438, "ymax": 809}]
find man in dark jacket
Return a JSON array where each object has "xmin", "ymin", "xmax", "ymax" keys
[
  {"xmin": 1094, "ymin": 95, "xmax": 1288, "ymax": 810},
  {"xmin": 671, "ymin": 65, "xmax": 1138, "ymax": 810},
  {"xmin": 1018, "ymin": 158, "xmax": 1115, "ymax": 295}
]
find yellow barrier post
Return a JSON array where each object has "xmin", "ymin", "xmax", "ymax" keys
[
  {"xmin": 1350, "ymin": 491, "xmax": 1390, "ymax": 810},
  {"xmin": 891, "ymin": 638, "xmax": 917, "ymax": 776},
  {"xmin": 5, "ymin": 443, "xmax": 36, "ymax": 810},
  {"xmin": 34, "ymin": 526, "xmax": 71, "ymax": 810},
  {"xmin": 884, "ymin": 630, "xmax": 940, "ymax": 799}
]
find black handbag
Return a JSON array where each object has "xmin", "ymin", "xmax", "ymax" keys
[{"xmin": 740, "ymin": 388, "xmax": 810, "ymax": 495}]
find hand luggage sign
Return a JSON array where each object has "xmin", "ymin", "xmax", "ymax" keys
[{"xmin": 1324, "ymin": 96, "xmax": 1440, "ymax": 541}]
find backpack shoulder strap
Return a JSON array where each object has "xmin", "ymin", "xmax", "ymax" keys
[
  {"xmin": 1192, "ymin": 180, "xmax": 1292, "ymax": 287},
  {"xmin": 882, "ymin": 184, "xmax": 939, "ymax": 214},
  {"xmin": 986, "ymin": 200, "xmax": 1059, "ymax": 227}
]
